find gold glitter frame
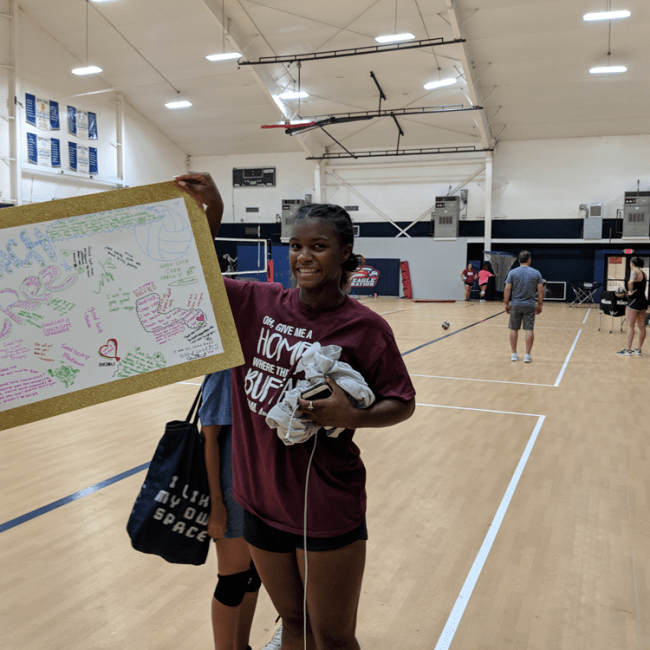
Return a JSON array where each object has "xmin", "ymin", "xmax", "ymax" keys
[{"xmin": 0, "ymin": 181, "xmax": 243, "ymax": 431}]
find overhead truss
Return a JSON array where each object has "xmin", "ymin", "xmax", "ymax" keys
[
  {"xmin": 307, "ymin": 145, "xmax": 494, "ymax": 161},
  {"xmin": 239, "ymin": 37, "xmax": 465, "ymax": 65},
  {"xmin": 284, "ymin": 104, "xmax": 482, "ymax": 136}
]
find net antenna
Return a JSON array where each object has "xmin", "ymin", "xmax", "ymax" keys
[{"xmin": 483, "ymin": 251, "xmax": 517, "ymax": 292}]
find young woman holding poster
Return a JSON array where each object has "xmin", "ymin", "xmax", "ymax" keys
[{"xmin": 175, "ymin": 173, "xmax": 416, "ymax": 650}]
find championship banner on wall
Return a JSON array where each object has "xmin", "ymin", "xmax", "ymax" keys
[
  {"xmin": 26, "ymin": 133, "xmax": 61, "ymax": 167},
  {"xmin": 350, "ymin": 258, "xmax": 401, "ymax": 296},
  {"xmin": 69, "ymin": 142, "xmax": 99, "ymax": 174},
  {"xmin": 68, "ymin": 106, "xmax": 98, "ymax": 140},
  {"xmin": 25, "ymin": 94, "xmax": 60, "ymax": 131}
]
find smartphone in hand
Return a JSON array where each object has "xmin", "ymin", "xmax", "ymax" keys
[{"xmin": 301, "ymin": 382, "xmax": 333, "ymax": 401}]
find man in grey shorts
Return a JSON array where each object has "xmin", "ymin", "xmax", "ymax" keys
[{"xmin": 503, "ymin": 251, "xmax": 544, "ymax": 363}]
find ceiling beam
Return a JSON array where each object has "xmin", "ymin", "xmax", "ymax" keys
[
  {"xmin": 200, "ymin": 0, "xmax": 322, "ymax": 158},
  {"xmin": 444, "ymin": 0, "xmax": 493, "ymax": 149}
]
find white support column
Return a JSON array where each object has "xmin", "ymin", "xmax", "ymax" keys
[
  {"xmin": 313, "ymin": 161, "xmax": 325, "ymax": 203},
  {"xmin": 484, "ymin": 152, "xmax": 493, "ymax": 255},
  {"xmin": 7, "ymin": 0, "xmax": 21, "ymax": 205},
  {"xmin": 116, "ymin": 92, "xmax": 124, "ymax": 182}
]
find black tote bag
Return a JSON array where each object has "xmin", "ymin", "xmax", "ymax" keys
[{"xmin": 127, "ymin": 388, "xmax": 211, "ymax": 565}]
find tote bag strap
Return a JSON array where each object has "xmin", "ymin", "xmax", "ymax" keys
[{"xmin": 185, "ymin": 387, "xmax": 203, "ymax": 424}]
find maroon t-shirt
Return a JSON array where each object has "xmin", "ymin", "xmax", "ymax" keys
[{"xmin": 224, "ymin": 279, "xmax": 415, "ymax": 537}]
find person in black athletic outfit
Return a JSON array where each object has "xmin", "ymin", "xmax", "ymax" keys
[{"xmin": 617, "ymin": 257, "xmax": 648, "ymax": 356}]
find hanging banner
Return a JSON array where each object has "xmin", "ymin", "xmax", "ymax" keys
[
  {"xmin": 68, "ymin": 106, "xmax": 96, "ymax": 139},
  {"xmin": 0, "ymin": 182, "xmax": 244, "ymax": 431},
  {"xmin": 25, "ymin": 94, "xmax": 59, "ymax": 131},
  {"xmin": 350, "ymin": 259, "xmax": 401, "ymax": 296},
  {"xmin": 68, "ymin": 143, "xmax": 97, "ymax": 175},
  {"xmin": 30, "ymin": 135, "xmax": 61, "ymax": 167}
]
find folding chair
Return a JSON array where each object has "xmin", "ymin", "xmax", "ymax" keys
[{"xmin": 571, "ymin": 281, "xmax": 601, "ymax": 305}]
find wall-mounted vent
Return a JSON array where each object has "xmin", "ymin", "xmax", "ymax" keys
[
  {"xmin": 245, "ymin": 207, "xmax": 259, "ymax": 213},
  {"xmin": 345, "ymin": 205, "xmax": 359, "ymax": 211}
]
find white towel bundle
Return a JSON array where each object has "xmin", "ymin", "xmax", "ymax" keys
[{"xmin": 265, "ymin": 342, "xmax": 375, "ymax": 445}]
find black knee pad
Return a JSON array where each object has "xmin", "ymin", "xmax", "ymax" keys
[
  {"xmin": 245, "ymin": 562, "xmax": 261, "ymax": 593},
  {"xmin": 214, "ymin": 569, "xmax": 250, "ymax": 607}
]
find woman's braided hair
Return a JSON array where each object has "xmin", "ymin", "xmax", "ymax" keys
[{"xmin": 294, "ymin": 203, "xmax": 364, "ymax": 289}]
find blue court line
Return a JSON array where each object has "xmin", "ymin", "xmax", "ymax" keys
[
  {"xmin": 1, "ymin": 311, "xmax": 503, "ymax": 534},
  {"xmin": 402, "ymin": 311, "xmax": 505, "ymax": 356},
  {"xmin": 0, "ymin": 462, "xmax": 150, "ymax": 534}
]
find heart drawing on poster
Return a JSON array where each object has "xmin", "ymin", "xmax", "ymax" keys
[{"xmin": 99, "ymin": 338, "xmax": 121, "ymax": 362}]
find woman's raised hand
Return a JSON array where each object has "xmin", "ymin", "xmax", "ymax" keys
[{"xmin": 174, "ymin": 172, "xmax": 224, "ymax": 237}]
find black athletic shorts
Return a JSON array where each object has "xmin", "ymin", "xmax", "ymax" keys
[{"xmin": 243, "ymin": 509, "xmax": 368, "ymax": 553}]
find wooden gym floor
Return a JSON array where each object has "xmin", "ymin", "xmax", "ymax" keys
[{"xmin": 1, "ymin": 299, "xmax": 648, "ymax": 650}]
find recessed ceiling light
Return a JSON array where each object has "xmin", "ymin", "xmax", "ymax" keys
[
  {"xmin": 71, "ymin": 66, "xmax": 103, "ymax": 75},
  {"xmin": 206, "ymin": 52, "xmax": 241, "ymax": 61},
  {"xmin": 375, "ymin": 33, "xmax": 415, "ymax": 44},
  {"xmin": 278, "ymin": 91, "xmax": 309, "ymax": 100},
  {"xmin": 165, "ymin": 100, "xmax": 193, "ymax": 109},
  {"xmin": 424, "ymin": 78, "xmax": 457, "ymax": 90},
  {"xmin": 583, "ymin": 10, "xmax": 631, "ymax": 21},
  {"xmin": 589, "ymin": 65, "xmax": 627, "ymax": 74}
]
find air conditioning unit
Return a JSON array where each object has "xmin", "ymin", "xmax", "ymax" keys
[
  {"xmin": 623, "ymin": 191, "xmax": 650, "ymax": 239},
  {"xmin": 280, "ymin": 199, "xmax": 305, "ymax": 243},
  {"xmin": 580, "ymin": 203, "xmax": 603, "ymax": 239},
  {"xmin": 432, "ymin": 196, "xmax": 460, "ymax": 239}
]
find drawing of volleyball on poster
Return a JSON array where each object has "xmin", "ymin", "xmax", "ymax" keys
[{"xmin": 0, "ymin": 184, "xmax": 242, "ymax": 431}]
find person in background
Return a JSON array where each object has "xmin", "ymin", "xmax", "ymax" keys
[
  {"xmin": 461, "ymin": 263, "xmax": 478, "ymax": 301},
  {"xmin": 200, "ymin": 370, "xmax": 260, "ymax": 650},
  {"xmin": 478, "ymin": 263, "xmax": 494, "ymax": 303},
  {"xmin": 176, "ymin": 172, "xmax": 416, "ymax": 650},
  {"xmin": 503, "ymin": 251, "xmax": 543, "ymax": 363},
  {"xmin": 617, "ymin": 257, "xmax": 648, "ymax": 356}
]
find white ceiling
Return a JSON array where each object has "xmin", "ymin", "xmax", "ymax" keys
[{"xmin": 18, "ymin": 0, "xmax": 650, "ymax": 158}]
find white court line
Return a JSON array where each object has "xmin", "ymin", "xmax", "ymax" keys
[
  {"xmin": 554, "ymin": 329, "xmax": 581, "ymax": 387},
  {"xmin": 410, "ymin": 329, "xmax": 582, "ymax": 389},
  {"xmin": 415, "ymin": 402, "xmax": 542, "ymax": 418},
  {"xmin": 583, "ymin": 307, "xmax": 591, "ymax": 324},
  {"xmin": 412, "ymin": 374, "xmax": 553, "ymax": 388},
  {"xmin": 424, "ymin": 407, "xmax": 546, "ymax": 650},
  {"xmin": 480, "ymin": 323, "xmax": 580, "ymax": 331},
  {"xmin": 177, "ymin": 381, "xmax": 202, "ymax": 385}
]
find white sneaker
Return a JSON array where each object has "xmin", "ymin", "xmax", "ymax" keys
[
  {"xmin": 511, "ymin": 353, "xmax": 519, "ymax": 361},
  {"xmin": 524, "ymin": 353, "xmax": 532, "ymax": 363},
  {"xmin": 263, "ymin": 625, "xmax": 283, "ymax": 650}
]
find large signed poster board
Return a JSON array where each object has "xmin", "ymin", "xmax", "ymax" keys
[{"xmin": 0, "ymin": 182, "xmax": 243, "ymax": 431}]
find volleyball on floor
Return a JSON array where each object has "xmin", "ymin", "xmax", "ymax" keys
[
  {"xmin": 135, "ymin": 206, "xmax": 193, "ymax": 261},
  {"xmin": 442, "ymin": 321, "xmax": 450, "ymax": 330}
]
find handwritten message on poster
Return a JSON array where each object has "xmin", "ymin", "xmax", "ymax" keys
[{"xmin": 0, "ymin": 183, "xmax": 242, "ymax": 431}]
